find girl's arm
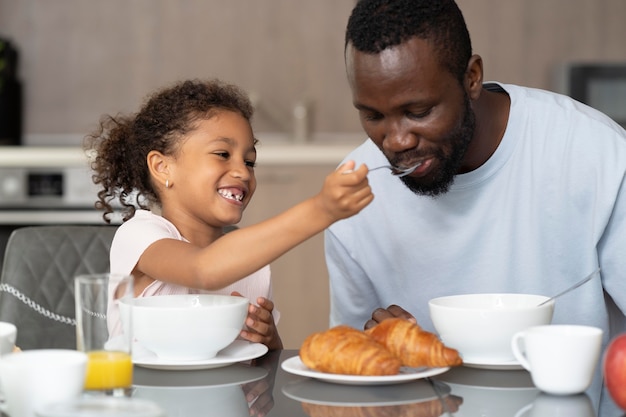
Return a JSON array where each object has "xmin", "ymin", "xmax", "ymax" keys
[{"xmin": 137, "ymin": 161, "xmax": 373, "ymax": 290}]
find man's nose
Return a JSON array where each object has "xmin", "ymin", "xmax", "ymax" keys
[{"xmin": 382, "ymin": 120, "xmax": 418, "ymax": 154}]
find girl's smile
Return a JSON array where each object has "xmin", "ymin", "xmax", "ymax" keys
[
  {"xmin": 161, "ymin": 111, "xmax": 258, "ymax": 232},
  {"xmin": 218, "ymin": 187, "xmax": 246, "ymax": 203}
]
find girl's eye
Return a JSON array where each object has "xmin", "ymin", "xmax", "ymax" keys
[
  {"xmin": 245, "ymin": 160, "xmax": 257, "ymax": 168},
  {"xmin": 215, "ymin": 151, "xmax": 230, "ymax": 159}
]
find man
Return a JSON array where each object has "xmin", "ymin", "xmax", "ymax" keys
[{"xmin": 325, "ymin": 0, "xmax": 626, "ymax": 342}]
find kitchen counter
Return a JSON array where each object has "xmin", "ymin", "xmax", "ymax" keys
[
  {"xmin": 0, "ymin": 147, "xmax": 91, "ymax": 168},
  {"xmin": 0, "ymin": 141, "xmax": 363, "ymax": 167}
]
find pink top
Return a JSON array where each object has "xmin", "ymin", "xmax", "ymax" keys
[{"xmin": 107, "ymin": 210, "xmax": 278, "ymax": 337}]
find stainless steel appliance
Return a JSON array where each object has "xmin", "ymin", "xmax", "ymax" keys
[
  {"xmin": 0, "ymin": 148, "xmax": 120, "ymax": 269},
  {"xmin": 555, "ymin": 62, "xmax": 626, "ymax": 129}
]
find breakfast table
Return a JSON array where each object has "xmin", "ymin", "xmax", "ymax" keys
[{"xmin": 126, "ymin": 349, "xmax": 624, "ymax": 417}]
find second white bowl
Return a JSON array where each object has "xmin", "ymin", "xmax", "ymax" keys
[{"xmin": 428, "ymin": 293, "xmax": 555, "ymax": 364}]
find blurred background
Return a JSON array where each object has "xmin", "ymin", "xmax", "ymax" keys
[
  {"xmin": 0, "ymin": 0, "xmax": 624, "ymax": 348},
  {"xmin": 1, "ymin": 0, "xmax": 624, "ymax": 145}
]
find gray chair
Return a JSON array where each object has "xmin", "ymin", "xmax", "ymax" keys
[{"xmin": 0, "ymin": 225, "xmax": 117, "ymax": 350}]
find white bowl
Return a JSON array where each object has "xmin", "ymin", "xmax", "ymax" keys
[
  {"xmin": 0, "ymin": 349, "xmax": 88, "ymax": 417},
  {"xmin": 127, "ymin": 294, "xmax": 249, "ymax": 361},
  {"xmin": 428, "ymin": 293, "xmax": 554, "ymax": 363}
]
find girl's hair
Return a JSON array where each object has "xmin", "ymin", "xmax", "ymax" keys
[{"xmin": 84, "ymin": 78, "xmax": 254, "ymax": 223}]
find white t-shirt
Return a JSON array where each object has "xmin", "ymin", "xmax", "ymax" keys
[
  {"xmin": 107, "ymin": 210, "xmax": 278, "ymax": 336},
  {"xmin": 325, "ymin": 83, "xmax": 626, "ymax": 342}
]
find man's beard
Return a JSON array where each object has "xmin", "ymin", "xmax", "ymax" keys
[{"xmin": 400, "ymin": 95, "xmax": 476, "ymax": 197}]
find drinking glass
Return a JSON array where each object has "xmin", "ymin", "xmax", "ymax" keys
[{"xmin": 75, "ymin": 273, "xmax": 133, "ymax": 396}]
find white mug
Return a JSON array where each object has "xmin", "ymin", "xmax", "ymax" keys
[
  {"xmin": 0, "ymin": 349, "xmax": 87, "ymax": 417},
  {"xmin": 511, "ymin": 325, "xmax": 602, "ymax": 395},
  {"xmin": 0, "ymin": 322, "xmax": 17, "ymax": 356}
]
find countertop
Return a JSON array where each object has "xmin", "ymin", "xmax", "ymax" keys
[{"xmin": 0, "ymin": 142, "xmax": 362, "ymax": 167}]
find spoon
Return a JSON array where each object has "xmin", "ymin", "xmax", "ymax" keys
[
  {"xmin": 368, "ymin": 161, "xmax": 424, "ymax": 177},
  {"xmin": 343, "ymin": 161, "xmax": 423, "ymax": 177},
  {"xmin": 537, "ymin": 267, "xmax": 601, "ymax": 306}
]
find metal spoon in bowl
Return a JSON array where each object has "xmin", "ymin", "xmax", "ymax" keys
[{"xmin": 537, "ymin": 267, "xmax": 601, "ymax": 306}]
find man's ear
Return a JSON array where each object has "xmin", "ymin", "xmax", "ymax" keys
[
  {"xmin": 465, "ymin": 54, "xmax": 484, "ymax": 101},
  {"xmin": 147, "ymin": 150, "xmax": 170, "ymax": 189}
]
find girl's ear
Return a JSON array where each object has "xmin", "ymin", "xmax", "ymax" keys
[{"xmin": 147, "ymin": 150, "xmax": 170, "ymax": 189}]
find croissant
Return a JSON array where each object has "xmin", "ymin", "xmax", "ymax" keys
[
  {"xmin": 300, "ymin": 325, "xmax": 402, "ymax": 376},
  {"xmin": 365, "ymin": 318, "xmax": 462, "ymax": 368}
]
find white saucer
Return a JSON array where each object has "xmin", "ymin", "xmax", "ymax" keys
[
  {"xmin": 281, "ymin": 356, "xmax": 450, "ymax": 386},
  {"xmin": 462, "ymin": 357, "xmax": 524, "ymax": 371},
  {"xmin": 436, "ymin": 364, "xmax": 536, "ymax": 389},
  {"xmin": 133, "ymin": 340, "xmax": 268, "ymax": 370},
  {"xmin": 133, "ymin": 363, "xmax": 269, "ymax": 388},
  {"xmin": 37, "ymin": 397, "xmax": 165, "ymax": 417}
]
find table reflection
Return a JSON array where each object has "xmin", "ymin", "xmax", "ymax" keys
[
  {"xmin": 515, "ymin": 393, "xmax": 594, "ymax": 417},
  {"xmin": 119, "ymin": 350, "xmax": 626, "ymax": 417},
  {"xmin": 283, "ymin": 377, "xmax": 462, "ymax": 416},
  {"xmin": 436, "ymin": 366, "xmax": 540, "ymax": 416},
  {"xmin": 131, "ymin": 357, "xmax": 272, "ymax": 416}
]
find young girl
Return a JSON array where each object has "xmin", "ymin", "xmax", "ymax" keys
[{"xmin": 86, "ymin": 79, "xmax": 372, "ymax": 350}]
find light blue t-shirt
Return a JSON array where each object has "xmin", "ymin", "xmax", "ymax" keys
[{"xmin": 325, "ymin": 83, "xmax": 626, "ymax": 345}]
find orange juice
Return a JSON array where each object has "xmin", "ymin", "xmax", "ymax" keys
[{"xmin": 84, "ymin": 350, "xmax": 133, "ymax": 390}]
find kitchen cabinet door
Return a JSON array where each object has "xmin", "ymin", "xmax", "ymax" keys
[{"xmin": 239, "ymin": 164, "xmax": 336, "ymax": 349}]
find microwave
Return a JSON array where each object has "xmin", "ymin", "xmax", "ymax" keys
[{"xmin": 555, "ymin": 62, "xmax": 626, "ymax": 128}]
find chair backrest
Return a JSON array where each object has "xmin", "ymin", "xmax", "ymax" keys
[{"xmin": 0, "ymin": 225, "xmax": 117, "ymax": 350}]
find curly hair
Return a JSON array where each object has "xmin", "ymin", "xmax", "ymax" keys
[
  {"xmin": 345, "ymin": 0, "xmax": 472, "ymax": 83},
  {"xmin": 84, "ymin": 79, "xmax": 254, "ymax": 223}
]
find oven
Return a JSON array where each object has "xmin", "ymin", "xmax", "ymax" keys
[{"xmin": 0, "ymin": 147, "xmax": 121, "ymax": 269}]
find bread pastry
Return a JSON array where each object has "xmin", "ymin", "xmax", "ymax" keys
[
  {"xmin": 365, "ymin": 318, "xmax": 462, "ymax": 368},
  {"xmin": 300, "ymin": 325, "xmax": 402, "ymax": 376}
]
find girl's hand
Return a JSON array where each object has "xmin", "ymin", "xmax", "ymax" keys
[
  {"xmin": 316, "ymin": 160, "xmax": 374, "ymax": 223},
  {"xmin": 232, "ymin": 292, "xmax": 283, "ymax": 350}
]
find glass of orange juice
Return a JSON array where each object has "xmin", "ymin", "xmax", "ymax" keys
[{"xmin": 75, "ymin": 273, "xmax": 134, "ymax": 397}]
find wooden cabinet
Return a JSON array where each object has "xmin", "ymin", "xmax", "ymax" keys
[{"xmin": 239, "ymin": 164, "xmax": 337, "ymax": 349}]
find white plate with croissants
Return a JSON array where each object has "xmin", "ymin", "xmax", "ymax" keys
[
  {"xmin": 281, "ymin": 356, "xmax": 450, "ymax": 385},
  {"xmin": 282, "ymin": 318, "xmax": 463, "ymax": 385}
]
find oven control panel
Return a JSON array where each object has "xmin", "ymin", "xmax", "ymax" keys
[{"xmin": 0, "ymin": 167, "xmax": 99, "ymax": 208}]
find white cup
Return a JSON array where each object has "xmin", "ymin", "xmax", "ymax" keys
[
  {"xmin": 0, "ymin": 349, "xmax": 88, "ymax": 417},
  {"xmin": 0, "ymin": 322, "xmax": 17, "ymax": 356},
  {"xmin": 511, "ymin": 325, "xmax": 602, "ymax": 395}
]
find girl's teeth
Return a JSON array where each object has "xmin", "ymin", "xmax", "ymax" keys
[{"xmin": 219, "ymin": 190, "xmax": 243, "ymax": 201}]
